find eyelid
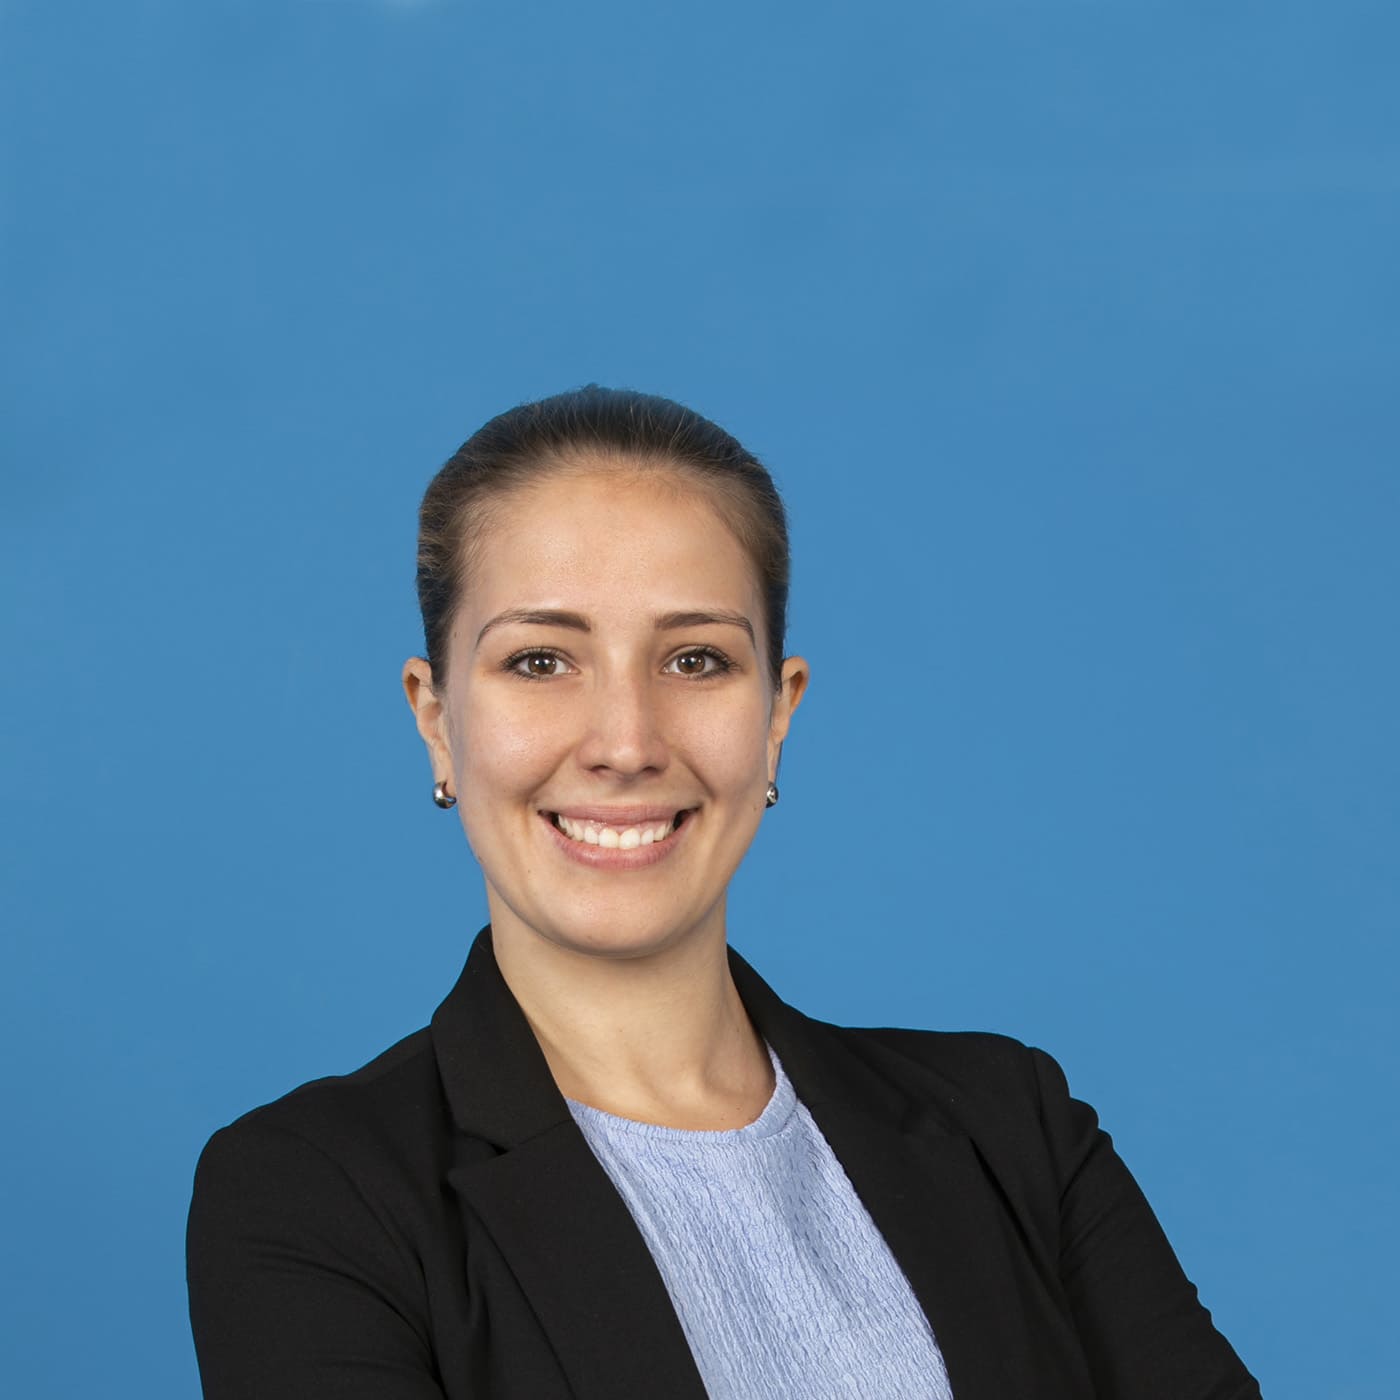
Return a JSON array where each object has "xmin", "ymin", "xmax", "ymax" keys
[
  {"xmin": 500, "ymin": 643, "xmax": 737, "ymax": 680},
  {"xmin": 501, "ymin": 645, "xmax": 577, "ymax": 679},
  {"xmin": 663, "ymin": 644, "xmax": 737, "ymax": 677}
]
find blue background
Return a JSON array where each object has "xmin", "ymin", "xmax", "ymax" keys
[{"xmin": 3, "ymin": 2, "xmax": 1397, "ymax": 1395}]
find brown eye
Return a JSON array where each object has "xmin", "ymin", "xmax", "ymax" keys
[
  {"xmin": 506, "ymin": 651, "xmax": 568, "ymax": 679},
  {"xmin": 667, "ymin": 649, "xmax": 731, "ymax": 678}
]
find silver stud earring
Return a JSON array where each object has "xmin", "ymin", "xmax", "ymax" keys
[
  {"xmin": 432, "ymin": 779, "xmax": 457, "ymax": 809},
  {"xmin": 765, "ymin": 782, "xmax": 780, "ymax": 808}
]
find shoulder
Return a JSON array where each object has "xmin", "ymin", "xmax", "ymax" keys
[
  {"xmin": 185, "ymin": 1029, "xmax": 470, "ymax": 1377},
  {"xmin": 813, "ymin": 1023, "xmax": 1105, "ymax": 1249},
  {"xmin": 831, "ymin": 1021, "xmax": 1050, "ymax": 1100},
  {"xmin": 844, "ymin": 1023, "xmax": 1039, "ymax": 1084},
  {"xmin": 192, "ymin": 1025, "xmax": 459, "ymax": 1222},
  {"xmin": 821, "ymin": 1021, "xmax": 1091, "ymax": 1156},
  {"xmin": 222, "ymin": 1024, "xmax": 437, "ymax": 1136}
]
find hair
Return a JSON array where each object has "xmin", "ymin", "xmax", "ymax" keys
[{"xmin": 416, "ymin": 385, "xmax": 791, "ymax": 688}]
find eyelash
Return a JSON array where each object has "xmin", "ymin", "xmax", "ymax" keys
[
  {"xmin": 501, "ymin": 647, "xmax": 570, "ymax": 681},
  {"xmin": 500, "ymin": 646, "xmax": 737, "ymax": 682},
  {"xmin": 666, "ymin": 646, "xmax": 737, "ymax": 680}
]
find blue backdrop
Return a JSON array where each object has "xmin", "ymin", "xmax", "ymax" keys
[{"xmin": 3, "ymin": 2, "xmax": 1396, "ymax": 1395}]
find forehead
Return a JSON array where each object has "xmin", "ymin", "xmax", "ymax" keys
[{"xmin": 461, "ymin": 465, "xmax": 763, "ymax": 625}]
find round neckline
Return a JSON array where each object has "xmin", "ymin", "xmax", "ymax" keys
[{"xmin": 565, "ymin": 1044, "xmax": 796, "ymax": 1143}]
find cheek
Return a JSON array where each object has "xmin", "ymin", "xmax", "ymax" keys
[
  {"xmin": 684, "ymin": 698, "xmax": 771, "ymax": 789},
  {"xmin": 457, "ymin": 691, "xmax": 566, "ymax": 792}
]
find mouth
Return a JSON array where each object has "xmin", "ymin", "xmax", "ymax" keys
[{"xmin": 545, "ymin": 807, "xmax": 695, "ymax": 851}]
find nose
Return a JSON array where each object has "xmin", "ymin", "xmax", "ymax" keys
[{"xmin": 575, "ymin": 667, "xmax": 670, "ymax": 779}]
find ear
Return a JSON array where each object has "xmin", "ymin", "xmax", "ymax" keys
[
  {"xmin": 766, "ymin": 654, "xmax": 810, "ymax": 780},
  {"xmin": 402, "ymin": 656, "xmax": 455, "ymax": 785}
]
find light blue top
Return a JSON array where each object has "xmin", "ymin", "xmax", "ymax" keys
[{"xmin": 566, "ymin": 1046, "xmax": 955, "ymax": 1400}]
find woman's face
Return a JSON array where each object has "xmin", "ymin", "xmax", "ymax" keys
[{"xmin": 404, "ymin": 463, "xmax": 808, "ymax": 962}]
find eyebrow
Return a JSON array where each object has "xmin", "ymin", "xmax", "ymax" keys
[
  {"xmin": 476, "ymin": 609, "xmax": 590, "ymax": 647},
  {"xmin": 475, "ymin": 608, "xmax": 755, "ymax": 649},
  {"xmin": 656, "ymin": 610, "xmax": 755, "ymax": 646}
]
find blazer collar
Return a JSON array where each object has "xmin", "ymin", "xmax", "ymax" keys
[
  {"xmin": 427, "ymin": 924, "xmax": 934, "ymax": 1147},
  {"xmin": 431, "ymin": 928, "xmax": 708, "ymax": 1398},
  {"xmin": 429, "ymin": 925, "xmax": 569, "ymax": 1147},
  {"xmin": 429, "ymin": 927, "xmax": 1078, "ymax": 1400},
  {"xmin": 729, "ymin": 947, "xmax": 1055, "ymax": 1398}
]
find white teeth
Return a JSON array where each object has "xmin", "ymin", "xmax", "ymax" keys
[{"xmin": 554, "ymin": 814, "xmax": 679, "ymax": 849}]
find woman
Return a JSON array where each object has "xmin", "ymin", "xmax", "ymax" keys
[{"xmin": 187, "ymin": 387, "xmax": 1261, "ymax": 1399}]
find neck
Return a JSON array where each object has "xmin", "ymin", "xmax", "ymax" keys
[{"xmin": 489, "ymin": 905, "xmax": 774, "ymax": 1130}]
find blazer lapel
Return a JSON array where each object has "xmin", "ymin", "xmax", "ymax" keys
[
  {"xmin": 729, "ymin": 948, "xmax": 1093, "ymax": 1400},
  {"xmin": 431, "ymin": 929, "xmax": 1087, "ymax": 1400},
  {"xmin": 795, "ymin": 1099, "xmax": 1053, "ymax": 1399},
  {"xmin": 432, "ymin": 930, "xmax": 708, "ymax": 1400}
]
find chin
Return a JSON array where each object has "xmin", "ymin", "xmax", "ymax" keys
[
  {"xmin": 540, "ymin": 910, "xmax": 705, "ymax": 961},
  {"xmin": 488, "ymin": 882, "xmax": 720, "ymax": 964}
]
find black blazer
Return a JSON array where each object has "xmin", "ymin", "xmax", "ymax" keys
[{"xmin": 187, "ymin": 929, "xmax": 1261, "ymax": 1399}]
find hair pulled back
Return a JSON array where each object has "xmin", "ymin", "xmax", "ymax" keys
[{"xmin": 416, "ymin": 386, "xmax": 791, "ymax": 688}]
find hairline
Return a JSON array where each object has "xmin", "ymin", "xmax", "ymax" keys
[{"xmin": 439, "ymin": 451, "xmax": 783, "ymax": 687}]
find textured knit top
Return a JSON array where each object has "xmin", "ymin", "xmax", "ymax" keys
[{"xmin": 565, "ymin": 1046, "xmax": 955, "ymax": 1400}]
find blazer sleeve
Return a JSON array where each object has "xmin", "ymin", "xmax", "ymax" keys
[
  {"xmin": 1030, "ymin": 1047, "xmax": 1263, "ymax": 1400},
  {"xmin": 186, "ymin": 1119, "xmax": 448, "ymax": 1400}
]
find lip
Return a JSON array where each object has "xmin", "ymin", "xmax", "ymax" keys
[
  {"xmin": 549, "ymin": 804, "xmax": 686, "ymax": 825},
  {"xmin": 539, "ymin": 806, "xmax": 695, "ymax": 871}
]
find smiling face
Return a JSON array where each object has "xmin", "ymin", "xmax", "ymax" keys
[{"xmin": 404, "ymin": 461, "xmax": 808, "ymax": 963}]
